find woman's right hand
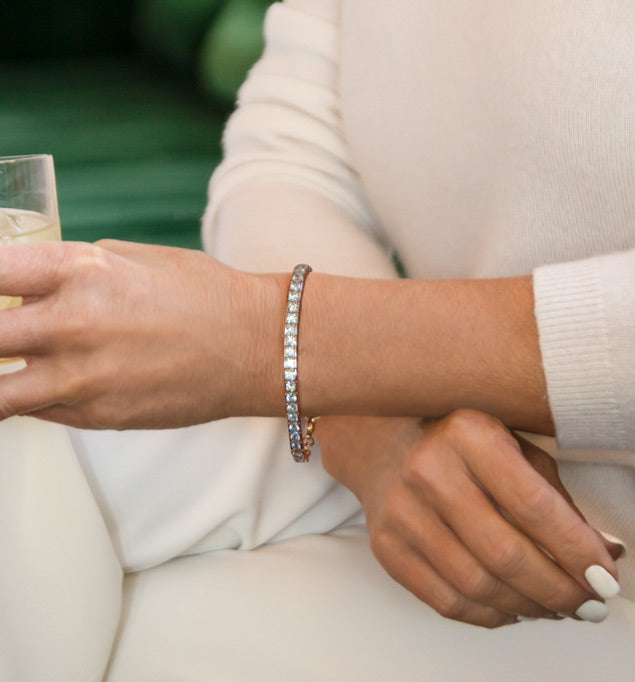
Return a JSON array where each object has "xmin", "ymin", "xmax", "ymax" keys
[{"xmin": 320, "ymin": 410, "xmax": 623, "ymax": 628}]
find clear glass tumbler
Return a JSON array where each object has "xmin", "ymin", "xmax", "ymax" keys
[{"xmin": 0, "ymin": 154, "xmax": 61, "ymax": 373}]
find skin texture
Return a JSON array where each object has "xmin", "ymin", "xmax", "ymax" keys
[
  {"xmin": 0, "ymin": 239, "xmax": 618, "ymax": 625},
  {"xmin": 0, "ymin": 240, "xmax": 551, "ymax": 433},
  {"xmin": 0, "ymin": 241, "xmax": 278, "ymax": 428},
  {"xmin": 319, "ymin": 411, "xmax": 622, "ymax": 628}
]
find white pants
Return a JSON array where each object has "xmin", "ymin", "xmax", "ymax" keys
[{"xmin": 2, "ymin": 416, "xmax": 634, "ymax": 682}]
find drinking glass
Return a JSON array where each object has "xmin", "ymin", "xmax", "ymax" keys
[{"xmin": 0, "ymin": 154, "xmax": 61, "ymax": 373}]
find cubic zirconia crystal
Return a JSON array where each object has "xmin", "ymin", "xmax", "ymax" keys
[
  {"xmin": 286, "ymin": 312, "xmax": 299, "ymax": 324},
  {"xmin": 287, "ymin": 301, "xmax": 299, "ymax": 313},
  {"xmin": 284, "ymin": 325, "xmax": 297, "ymax": 336},
  {"xmin": 285, "ymin": 381, "xmax": 297, "ymax": 393},
  {"xmin": 288, "ymin": 292, "xmax": 300, "ymax": 302},
  {"xmin": 284, "ymin": 346, "xmax": 295, "ymax": 358},
  {"xmin": 286, "ymin": 393, "xmax": 298, "ymax": 403},
  {"xmin": 285, "ymin": 369, "xmax": 297, "ymax": 381},
  {"xmin": 284, "ymin": 358, "xmax": 297, "ymax": 370},
  {"xmin": 285, "ymin": 334, "xmax": 297, "ymax": 347}
]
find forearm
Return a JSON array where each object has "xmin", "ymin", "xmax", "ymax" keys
[{"xmin": 247, "ymin": 270, "xmax": 553, "ymax": 435}]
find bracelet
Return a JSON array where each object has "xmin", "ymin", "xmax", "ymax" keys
[{"xmin": 284, "ymin": 264, "xmax": 318, "ymax": 462}]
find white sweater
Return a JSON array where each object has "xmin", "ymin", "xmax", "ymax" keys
[{"xmin": 204, "ymin": 0, "xmax": 635, "ymax": 596}]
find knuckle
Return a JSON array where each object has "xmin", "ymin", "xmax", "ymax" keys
[
  {"xmin": 374, "ymin": 489, "xmax": 414, "ymax": 537},
  {"xmin": 60, "ymin": 242, "xmax": 112, "ymax": 283},
  {"xmin": 460, "ymin": 568, "xmax": 498, "ymax": 603},
  {"xmin": 94, "ymin": 238, "xmax": 120, "ymax": 250},
  {"xmin": 444, "ymin": 408, "xmax": 492, "ymax": 437},
  {"xmin": 369, "ymin": 527, "xmax": 394, "ymax": 565},
  {"xmin": 515, "ymin": 480, "xmax": 557, "ymax": 526},
  {"xmin": 483, "ymin": 615, "xmax": 515, "ymax": 630},
  {"xmin": 437, "ymin": 409, "xmax": 512, "ymax": 452},
  {"xmin": 537, "ymin": 577, "xmax": 583, "ymax": 613},
  {"xmin": 81, "ymin": 401, "xmax": 114, "ymax": 430},
  {"xmin": 433, "ymin": 590, "xmax": 468, "ymax": 621},
  {"xmin": 489, "ymin": 540, "xmax": 527, "ymax": 579},
  {"xmin": 401, "ymin": 447, "xmax": 438, "ymax": 493},
  {"xmin": 401, "ymin": 452, "xmax": 426, "ymax": 487}
]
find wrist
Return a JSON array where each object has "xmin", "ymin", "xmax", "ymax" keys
[{"xmin": 231, "ymin": 270, "xmax": 289, "ymax": 417}]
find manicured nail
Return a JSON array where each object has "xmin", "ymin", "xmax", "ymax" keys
[
  {"xmin": 516, "ymin": 616, "xmax": 538, "ymax": 622},
  {"xmin": 575, "ymin": 600, "xmax": 609, "ymax": 623},
  {"xmin": 585, "ymin": 565, "xmax": 621, "ymax": 599},
  {"xmin": 599, "ymin": 531, "xmax": 628, "ymax": 559}
]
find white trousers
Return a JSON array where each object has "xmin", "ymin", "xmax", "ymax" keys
[{"xmin": 2, "ymin": 416, "xmax": 634, "ymax": 682}]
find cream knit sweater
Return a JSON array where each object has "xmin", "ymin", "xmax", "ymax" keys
[{"xmin": 204, "ymin": 0, "xmax": 635, "ymax": 596}]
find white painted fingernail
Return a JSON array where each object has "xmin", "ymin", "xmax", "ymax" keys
[
  {"xmin": 599, "ymin": 531, "xmax": 628, "ymax": 558},
  {"xmin": 516, "ymin": 616, "xmax": 538, "ymax": 621},
  {"xmin": 585, "ymin": 565, "xmax": 621, "ymax": 599},
  {"xmin": 575, "ymin": 600, "xmax": 609, "ymax": 623}
]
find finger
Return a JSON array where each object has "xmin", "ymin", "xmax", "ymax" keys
[
  {"xmin": 514, "ymin": 433, "xmax": 585, "ymax": 518},
  {"xmin": 386, "ymin": 494, "xmax": 557, "ymax": 619},
  {"xmin": 0, "ymin": 359, "xmax": 66, "ymax": 420},
  {"xmin": 465, "ymin": 427, "xmax": 620, "ymax": 601},
  {"xmin": 443, "ymin": 476, "xmax": 598, "ymax": 616},
  {"xmin": 408, "ymin": 437, "xmax": 596, "ymax": 616},
  {"xmin": 370, "ymin": 528, "xmax": 517, "ymax": 629},
  {"xmin": 0, "ymin": 301, "xmax": 54, "ymax": 358},
  {"xmin": 0, "ymin": 241, "xmax": 65, "ymax": 296},
  {"xmin": 515, "ymin": 435, "xmax": 628, "ymax": 561}
]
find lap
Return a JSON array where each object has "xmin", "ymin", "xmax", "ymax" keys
[
  {"xmin": 69, "ymin": 418, "xmax": 363, "ymax": 571},
  {"xmin": 106, "ymin": 526, "xmax": 635, "ymax": 682}
]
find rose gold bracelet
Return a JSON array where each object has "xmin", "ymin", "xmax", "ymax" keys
[{"xmin": 283, "ymin": 264, "xmax": 318, "ymax": 462}]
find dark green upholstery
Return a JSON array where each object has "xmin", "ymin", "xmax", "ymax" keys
[{"xmin": 0, "ymin": 1, "xmax": 274, "ymax": 249}]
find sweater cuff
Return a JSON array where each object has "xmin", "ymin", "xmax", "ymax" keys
[{"xmin": 533, "ymin": 254, "xmax": 630, "ymax": 450}]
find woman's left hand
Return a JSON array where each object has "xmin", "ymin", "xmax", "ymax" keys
[
  {"xmin": 0, "ymin": 240, "xmax": 282, "ymax": 428},
  {"xmin": 319, "ymin": 410, "xmax": 622, "ymax": 627}
]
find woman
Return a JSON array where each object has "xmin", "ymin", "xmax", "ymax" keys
[{"xmin": 0, "ymin": 0, "xmax": 633, "ymax": 675}]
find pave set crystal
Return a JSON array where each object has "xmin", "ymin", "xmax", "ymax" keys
[{"xmin": 284, "ymin": 264, "xmax": 312, "ymax": 462}]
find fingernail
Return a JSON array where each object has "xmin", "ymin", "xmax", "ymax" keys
[
  {"xmin": 585, "ymin": 565, "xmax": 621, "ymax": 599},
  {"xmin": 575, "ymin": 600, "xmax": 609, "ymax": 623},
  {"xmin": 599, "ymin": 531, "xmax": 628, "ymax": 559},
  {"xmin": 516, "ymin": 616, "xmax": 538, "ymax": 622}
]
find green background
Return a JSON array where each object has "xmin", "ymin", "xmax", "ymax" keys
[{"xmin": 0, "ymin": 0, "xmax": 274, "ymax": 250}]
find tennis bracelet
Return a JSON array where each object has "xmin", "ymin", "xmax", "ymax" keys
[{"xmin": 283, "ymin": 264, "xmax": 318, "ymax": 462}]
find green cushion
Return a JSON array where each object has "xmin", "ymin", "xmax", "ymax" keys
[
  {"xmin": 0, "ymin": 58, "xmax": 224, "ymax": 249},
  {"xmin": 198, "ymin": 0, "xmax": 273, "ymax": 104}
]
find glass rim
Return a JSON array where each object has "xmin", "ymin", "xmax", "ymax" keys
[{"xmin": 0, "ymin": 154, "xmax": 54, "ymax": 163}]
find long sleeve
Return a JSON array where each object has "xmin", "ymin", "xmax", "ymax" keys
[
  {"xmin": 205, "ymin": 0, "xmax": 635, "ymax": 455},
  {"xmin": 535, "ymin": 249, "xmax": 635, "ymax": 452},
  {"xmin": 202, "ymin": 0, "xmax": 398, "ymax": 279}
]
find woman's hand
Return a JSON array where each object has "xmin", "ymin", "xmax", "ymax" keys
[
  {"xmin": 320, "ymin": 410, "xmax": 622, "ymax": 628},
  {"xmin": 0, "ymin": 240, "xmax": 285, "ymax": 429}
]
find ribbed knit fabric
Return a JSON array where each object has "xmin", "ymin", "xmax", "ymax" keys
[{"xmin": 205, "ymin": 0, "xmax": 635, "ymax": 596}]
